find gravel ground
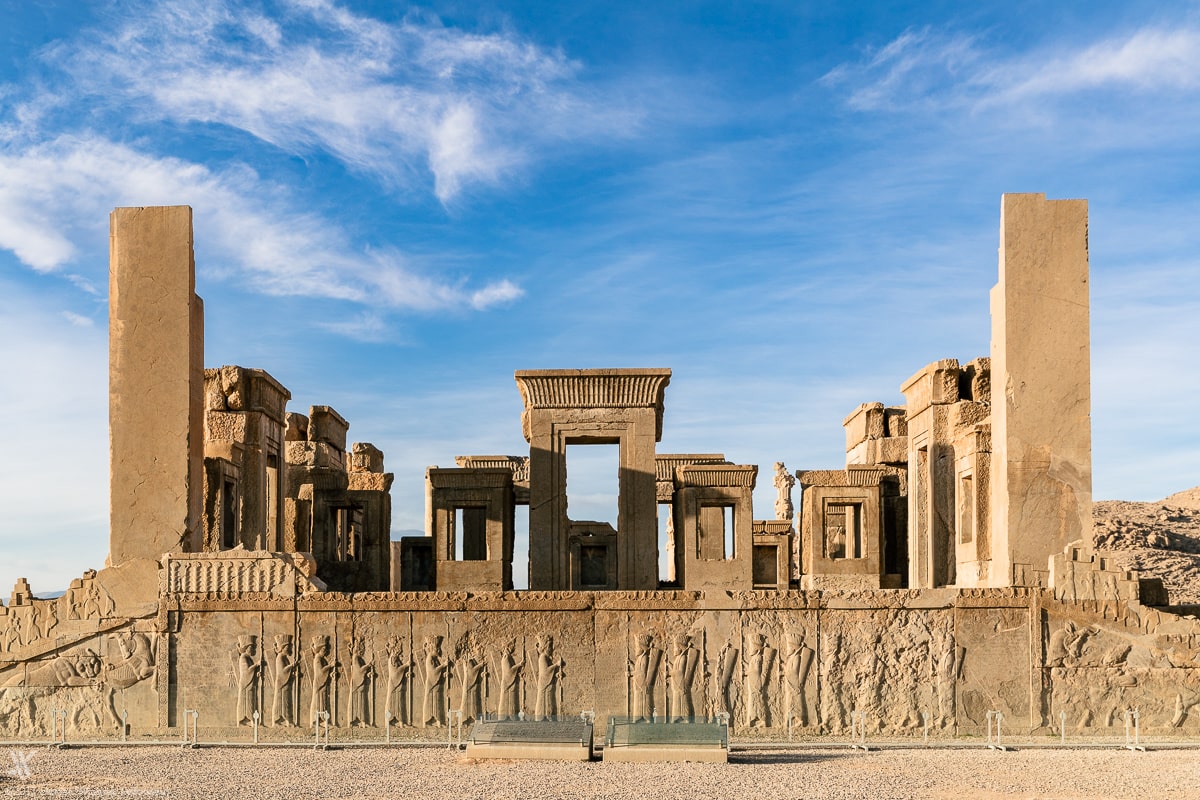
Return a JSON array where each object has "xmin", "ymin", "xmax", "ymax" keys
[{"xmin": 1, "ymin": 745, "xmax": 1196, "ymax": 800}]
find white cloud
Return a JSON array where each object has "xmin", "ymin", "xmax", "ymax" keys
[
  {"xmin": 824, "ymin": 22, "xmax": 1200, "ymax": 114},
  {"xmin": 0, "ymin": 135, "xmax": 522, "ymax": 311},
  {"xmin": 61, "ymin": 310, "xmax": 94, "ymax": 327},
  {"xmin": 45, "ymin": 0, "xmax": 624, "ymax": 203}
]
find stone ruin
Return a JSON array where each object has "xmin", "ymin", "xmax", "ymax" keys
[{"xmin": 2, "ymin": 195, "xmax": 1199, "ymax": 744}]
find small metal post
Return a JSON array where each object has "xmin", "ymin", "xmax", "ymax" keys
[
  {"xmin": 49, "ymin": 707, "xmax": 68, "ymax": 746},
  {"xmin": 1123, "ymin": 708, "xmax": 1146, "ymax": 752},
  {"xmin": 986, "ymin": 710, "xmax": 1007, "ymax": 751},
  {"xmin": 182, "ymin": 709, "xmax": 198, "ymax": 748},
  {"xmin": 922, "ymin": 711, "xmax": 930, "ymax": 746},
  {"xmin": 121, "ymin": 710, "xmax": 128, "ymax": 743},
  {"xmin": 580, "ymin": 710, "xmax": 596, "ymax": 724},
  {"xmin": 385, "ymin": 711, "xmax": 393, "ymax": 745},
  {"xmin": 252, "ymin": 710, "xmax": 259, "ymax": 745},
  {"xmin": 787, "ymin": 712, "xmax": 794, "ymax": 741},
  {"xmin": 1059, "ymin": 711, "xmax": 1066, "ymax": 745},
  {"xmin": 447, "ymin": 709, "xmax": 463, "ymax": 750},
  {"xmin": 849, "ymin": 710, "xmax": 868, "ymax": 751}
]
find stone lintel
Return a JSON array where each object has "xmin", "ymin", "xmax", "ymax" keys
[
  {"xmin": 655, "ymin": 454, "xmax": 728, "ymax": 482},
  {"xmin": 426, "ymin": 467, "xmax": 515, "ymax": 490},
  {"xmin": 674, "ymin": 464, "xmax": 757, "ymax": 489},
  {"xmin": 515, "ymin": 368, "xmax": 671, "ymax": 441}
]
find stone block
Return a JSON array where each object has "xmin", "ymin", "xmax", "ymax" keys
[
  {"xmin": 900, "ymin": 359, "xmax": 961, "ymax": 416},
  {"xmin": 843, "ymin": 402, "xmax": 885, "ymax": 451},
  {"xmin": 309, "ymin": 405, "xmax": 348, "ymax": 451},
  {"xmin": 109, "ymin": 205, "xmax": 203, "ymax": 564},
  {"xmin": 349, "ymin": 442, "xmax": 384, "ymax": 473}
]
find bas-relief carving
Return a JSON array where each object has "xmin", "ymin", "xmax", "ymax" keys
[
  {"xmin": 1040, "ymin": 616, "xmax": 1200, "ymax": 733},
  {"xmin": 417, "ymin": 635, "xmax": 448, "ymax": 727},
  {"xmin": 819, "ymin": 610, "xmax": 956, "ymax": 734},
  {"xmin": 268, "ymin": 634, "xmax": 297, "ymax": 726},
  {"xmin": 0, "ymin": 630, "xmax": 156, "ymax": 737},
  {"xmin": 781, "ymin": 631, "xmax": 814, "ymax": 726},
  {"xmin": 385, "ymin": 636, "xmax": 411, "ymax": 726},
  {"xmin": 743, "ymin": 631, "xmax": 776, "ymax": 728},
  {"xmin": 666, "ymin": 632, "xmax": 699, "ymax": 720},
  {"xmin": 532, "ymin": 634, "xmax": 564, "ymax": 720},
  {"xmin": 454, "ymin": 642, "xmax": 486, "ymax": 723},
  {"xmin": 308, "ymin": 635, "xmax": 337, "ymax": 726},
  {"xmin": 629, "ymin": 631, "xmax": 662, "ymax": 721},
  {"xmin": 348, "ymin": 636, "xmax": 375, "ymax": 727},
  {"xmin": 490, "ymin": 638, "xmax": 524, "ymax": 720},
  {"xmin": 231, "ymin": 634, "xmax": 260, "ymax": 725}
]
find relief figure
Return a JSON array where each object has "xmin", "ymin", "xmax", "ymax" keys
[
  {"xmin": 270, "ymin": 635, "xmax": 296, "ymax": 726},
  {"xmin": 667, "ymin": 632, "xmax": 699, "ymax": 721},
  {"xmin": 533, "ymin": 634, "xmax": 564, "ymax": 720},
  {"xmin": 630, "ymin": 632, "xmax": 662, "ymax": 721},
  {"xmin": 385, "ymin": 637, "xmax": 410, "ymax": 726},
  {"xmin": 348, "ymin": 637, "xmax": 374, "ymax": 727},
  {"xmin": 417, "ymin": 635, "xmax": 447, "ymax": 727},
  {"xmin": 231, "ymin": 635, "xmax": 260, "ymax": 726},
  {"xmin": 490, "ymin": 639, "xmax": 524, "ymax": 720}
]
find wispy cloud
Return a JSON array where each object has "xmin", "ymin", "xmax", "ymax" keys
[
  {"xmin": 0, "ymin": 135, "xmax": 521, "ymax": 311},
  {"xmin": 823, "ymin": 22, "xmax": 1200, "ymax": 114},
  {"xmin": 41, "ymin": 0, "xmax": 630, "ymax": 203}
]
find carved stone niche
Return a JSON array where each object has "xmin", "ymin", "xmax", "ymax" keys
[
  {"xmin": 672, "ymin": 464, "xmax": 758, "ymax": 592},
  {"xmin": 568, "ymin": 521, "xmax": 618, "ymax": 590},
  {"xmin": 426, "ymin": 467, "xmax": 515, "ymax": 592},
  {"xmin": 798, "ymin": 468, "xmax": 886, "ymax": 590}
]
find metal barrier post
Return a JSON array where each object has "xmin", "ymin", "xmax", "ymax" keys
[
  {"xmin": 49, "ymin": 707, "xmax": 67, "ymax": 746},
  {"xmin": 1059, "ymin": 711, "xmax": 1066, "ymax": 745},
  {"xmin": 182, "ymin": 710, "xmax": 199, "ymax": 748},
  {"xmin": 252, "ymin": 710, "xmax": 259, "ymax": 745},
  {"xmin": 922, "ymin": 711, "xmax": 930, "ymax": 746},
  {"xmin": 1123, "ymin": 708, "xmax": 1146, "ymax": 752},
  {"xmin": 447, "ymin": 709, "xmax": 463, "ymax": 750},
  {"xmin": 121, "ymin": 710, "xmax": 128, "ymax": 743},
  {"xmin": 849, "ymin": 710, "xmax": 869, "ymax": 751},
  {"xmin": 385, "ymin": 711, "xmax": 393, "ymax": 745},
  {"xmin": 986, "ymin": 710, "xmax": 1007, "ymax": 751}
]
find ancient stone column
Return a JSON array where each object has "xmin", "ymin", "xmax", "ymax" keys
[
  {"xmin": 989, "ymin": 193, "xmax": 1092, "ymax": 586},
  {"xmin": 109, "ymin": 206, "xmax": 204, "ymax": 564}
]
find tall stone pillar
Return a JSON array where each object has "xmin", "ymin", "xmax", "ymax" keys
[
  {"xmin": 989, "ymin": 193, "xmax": 1092, "ymax": 586},
  {"xmin": 109, "ymin": 206, "xmax": 204, "ymax": 564}
]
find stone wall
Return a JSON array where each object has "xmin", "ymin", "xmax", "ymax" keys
[{"xmin": 5, "ymin": 579, "xmax": 1200, "ymax": 742}]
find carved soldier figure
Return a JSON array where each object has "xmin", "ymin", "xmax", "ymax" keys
[
  {"xmin": 490, "ymin": 639, "xmax": 524, "ymax": 720},
  {"xmin": 270, "ymin": 635, "xmax": 297, "ymax": 726},
  {"xmin": 667, "ymin": 632, "xmax": 700, "ymax": 721},
  {"xmin": 744, "ymin": 631, "xmax": 775, "ymax": 728},
  {"xmin": 781, "ymin": 632, "xmax": 814, "ymax": 727},
  {"xmin": 630, "ymin": 632, "xmax": 661, "ymax": 721},
  {"xmin": 417, "ymin": 635, "xmax": 447, "ymax": 727},
  {"xmin": 385, "ymin": 637, "xmax": 410, "ymax": 726},
  {"xmin": 713, "ymin": 640, "xmax": 738, "ymax": 718},
  {"xmin": 455, "ymin": 645, "xmax": 487, "ymax": 723},
  {"xmin": 533, "ymin": 634, "xmax": 564, "ymax": 720},
  {"xmin": 308, "ymin": 635, "xmax": 336, "ymax": 726},
  {"xmin": 232, "ymin": 635, "xmax": 260, "ymax": 726},
  {"xmin": 348, "ymin": 637, "xmax": 374, "ymax": 727}
]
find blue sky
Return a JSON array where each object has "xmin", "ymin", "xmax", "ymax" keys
[{"xmin": 2, "ymin": 0, "xmax": 1198, "ymax": 592}]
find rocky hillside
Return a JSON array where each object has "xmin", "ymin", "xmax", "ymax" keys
[{"xmin": 1093, "ymin": 486, "xmax": 1200, "ymax": 605}]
